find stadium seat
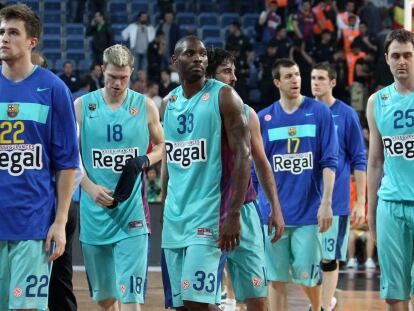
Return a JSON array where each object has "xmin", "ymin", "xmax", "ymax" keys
[
  {"xmin": 44, "ymin": 0, "xmax": 61, "ymax": 12},
  {"xmin": 131, "ymin": 2, "xmax": 149, "ymax": 13},
  {"xmin": 43, "ymin": 23, "xmax": 60, "ymax": 36},
  {"xmin": 242, "ymin": 13, "xmax": 260, "ymax": 28},
  {"xmin": 43, "ymin": 13, "xmax": 61, "ymax": 24},
  {"xmin": 78, "ymin": 59, "xmax": 93, "ymax": 74},
  {"xmin": 66, "ymin": 34, "xmax": 85, "ymax": 50},
  {"xmin": 112, "ymin": 24, "xmax": 128, "ymax": 37},
  {"xmin": 66, "ymin": 23, "xmax": 84, "ymax": 36},
  {"xmin": 179, "ymin": 24, "xmax": 197, "ymax": 38},
  {"xmin": 110, "ymin": 12, "xmax": 128, "ymax": 24},
  {"xmin": 198, "ymin": 13, "xmax": 218, "ymax": 27},
  {"xmin": 204, "ymin": 37, "xmax": 224, "ymax": 48},
  {"xmin": 109, "ymin": 2, "xmax": 127, "ymax": 13},
  {"xmin": 176, "ymin": 12, "xmax": 196, "ymax": 26},
  {"xmin": 200, "ymin": 26, "xmax": 221, "ymax": 40},
  {"xmin": 25, "ymin": 0, "xmax": 39, "ymax": 13},
  {"xmin": 54, "ymin": 58, "xmax": 74, "ymax": 72},
  {"xmin": 43, "ymin": 48, "xmax": 62, "ymax": 63},
  {"xmin": 66, "ymin": 49, "xmax": 86, "ymax": 63},
  {"xmin": 198, "ymin": 2, "xmax": 218, "ymax": 13},
  {"xmin": 221, "ymin": 13, "xmax": 240, "ymax": 28},
  {"xmin": 42, "ymin": 34, "xmax": 61, "ymax": 50}
]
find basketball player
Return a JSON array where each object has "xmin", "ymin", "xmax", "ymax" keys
[
  {"xmin": 0, "ymin": 4, "xmax": 79, "ymax": 310},
  {"xmin": 367, "ymin": 28, "xmax": 414, "ymax": 311},
  {"xmin": 75, "ymin": 44, "xmax": 164, "ymax": 311},
  {"xmin": 206, "ymin": 47, "xmax": 285, "ymax": 311},
  {"xmin": 161, "ymin": 36, "xmax": 251, "ymax": 311},
  {"xmin": 256, "ymin": 58, "xmax": 338, "ymax": 311},
  {"xmin": 311, "ymin": 62, "xmax": 367, "ymax": 311}
]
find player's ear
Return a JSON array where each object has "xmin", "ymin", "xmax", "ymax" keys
[
  {"xmin": 331, "ymin": 79, "xmax": 337, "ymax": 88},
  {"xmin": 273, "ymin": 78, "xmax": 280, "ymax": 88}
]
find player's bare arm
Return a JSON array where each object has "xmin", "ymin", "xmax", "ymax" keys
[
  {"xmin": 249, "ymin": 108, "xmax": 285, "ymax": 243},
  {"xmin": 146, "ymin": 97, "xmax": 164, "ymax": 165},
  {"xmin": 351, "ymin": 170, "xmax": 367, "ymax": 225},
  {"xmin": 46, "ymin": 169, "xmax": 76, "ymax": 261},
  {"xmin": 366, "ymin": 93, "xmax": 384, "ymax": 244},
  {"xmin": 75, "ymin": 97, "xmax": 114, "ymax": 207},
  {"xmin": 318, "ymin": 168, "xmax": 335, "ymax": 233},
  {"xmin": 218, "ymin": 86, "xmax": 251, "ymax": 251}
]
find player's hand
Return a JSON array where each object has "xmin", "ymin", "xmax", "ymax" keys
[
  {"xmin": 268, "ymin": 207, "xmax": 285, "ymax": 243},
  {"xmin": 367, "ymin": 212, "xmax": 377, "ymax": 244},
  {"xmin": 218, "ymin": 211, "xmax": 241, "ymax": 251},
  {"xmin": 351, "ymin": 200, "xmax": 366, "ymax": 226},
  {"xmin": 317, "ymin": 200, "xmax": 333, "ymax": 233},
  {"xmin": 45, "ymin": 221, "xmax": 66, "ymax": 261},
  {"xmin": 89, "ymin": 184, "xmax": 114, "ymax": 207}
]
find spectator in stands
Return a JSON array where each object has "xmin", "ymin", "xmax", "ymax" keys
[
  {"xmin": 311, "ymin": 30, "xmax": 337, "ymax": 63},
  {"xmin": 292, "ymin": 1, "xmax": 317, "ymax": 44},
  {"xmin": 156, "ymin": 10, "xmax": 180, "ymax": 59},
  {"xmin": 146, "ymin": 166, "xmax": 162, "ymax": 203},
  {"xmin": 312, "ymin": 0, "xmax": 337, "ymax": 35},
  {"xmin": 31, "ymin": 51, "xmax": 48, "ymax": 68},
  {"xmin": 337, "ymin": 1, "xmax": 360, "ymax": 39},
  {"xmin": 342, "ymin": 14, "xmax": 360, "ymax": 54},
  {"xmin": 84, "ymin": 63, "xmax": 103, "ymax": 92},
  {"xmin": 225, "ymin": 21, "xmax": 252, "ymax": 58},
  {"xmin": 73, "ymin": 0, "xmax": 107, "ymax": 23},
  {"xmin": 59, "ymin": 61, "xmax": 80, "ymax": 93},
  {"xmin": 85, "ymin": 11, "xmax": 113, "ymax": 65},
  {"xmin": 131, "ymin": 70, "xmax": 147, "ymax": 94},
  {"xmin": 258, "ymin": 40, "xmax": 279, "ymax": 109},
  {"xmin": 272, "ymin": 25, "xmax": 292, "ymax": 58},
  {"xmin": 352, "ymin": 22, "xmax": 378, "ymax": 54},
  {"xmin": 289, "ymin": 39, "xmax": 314, "ymax": 96},
  {"xmin": 72, "ymin": 78, "xmax": 91, "ymax": 99},
  {"xmin": 145, "ymin": 81, "xmax": 163, "ymax": 110},
  {"xmin": 228, "ymin": 45, "xmax": 250, "ymax": 103},
  {"xmin": 147, "ymin": 30, "xmax": 166, "ymax": 83},
  {"xmin": 121, "ymin": 11, "xmax": 155, "ymax": 72},
  {"xmin": 157, "ymin": 0, "xmax": 174, "ymax": 17},
  {"xmin": 158, "ymin": 68, "xmax": 179, "ymax": 97},
  {"xmin": 358, "ymin": 0, "xmax": 382, "ymax": 36},
  {"xmin": 258, "ymin": 0, "xmax": 282, "ymax": 44}
]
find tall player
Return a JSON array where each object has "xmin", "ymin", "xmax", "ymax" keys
[
  {"xmin": 311, "ymin": 62, "xmax": 367, "ymax": 311},
  {"xmin": 161, "ymin": 36, "xmax": 251, "ymax": 311},
  {"xmin": 367, "ymin": 29, "xmax": 414, "ymax": 311},
  {"xmin": 0, "ymin": 4, "xmax": 79, "ymax": 311},
  {"xmin": 75, "ymin": 44, "xmax": 164, "ymax": 311},
  {"xmin": 206, "ymin": 47, "xmax": 285, "ymax": 311},
  {"xmin": 256, "ymin": 58, "xmax": 338, "ymax": 311}
]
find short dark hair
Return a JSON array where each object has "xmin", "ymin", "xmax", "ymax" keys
[
  {"xmin": 272, "ymin": 58, "xmax": 298, "ymax": 80},
  {"xmin": 0, "ymin": 4, "xmax": 41, "ymax": 40},
  {"xmin": 384, "ymin": 29, "xmax": 414, "ymax": 54},
  {"xmin": 312, "ymin": 62, "xmax": 337, "ymax": 80},
  {"xmin": 206, "ymin": 48, "xmax": 235, "ymax": 78},
  {"xmin": 173, "ymin": 35, "xmax": 202, "ymax": 55}
]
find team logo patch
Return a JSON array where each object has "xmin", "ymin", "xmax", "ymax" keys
[
  {"xmin": 130, "ymin": 107, "xmax": 138, "ymax": 116},
  {"xmin": 264, "ymin": 114, "xmax": 272, "ymax": 122},
  {"xmin": 120, "ymin": 284, "xmax": 126, "ymax": 294},
  {"xmin": 128, "ymin": 220, "xmax": 143, "ymax": 229},
  {"xmin": 252, "ymin": 277, "xmax": 262, "ymax": 287},
  {"xmin": 381, "ymin": 93, "xmax": 389, "ymax": 100},
  {"xmin": 288, "ymin": 127, "xmax": 296, "ymax": 136},
  {"xmin": 197, "ymin": 227, "xmax": 213, "ymax": 237},
  {"xmin": 13, "ymin": 287, "xmax": 22, "ymax": 298},
  {"xmin": 7, "ymin": 104, "xmax": 19, "ymax": 118},
  {"xmin": 182, "ymin": 280, "xmax": 190, "ymax": 290},
  {"xmin": 88, "ymin": 103, "xmax": 96, "ymax": 111},
  {"xmin": 169, "ymin": 95, "xmax": 178, "ymax": 103},
  {"xmin": 302, "ymin": 272, "xmax": 309, "ymax": 279},
  {"xmin": 202, "ymin": 93, "xmax": 210, "ymax": 101}
]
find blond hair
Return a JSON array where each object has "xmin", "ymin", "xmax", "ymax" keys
[{"xmin": 103, "ymin": 44, "xmax": 134, "ymax": 67}]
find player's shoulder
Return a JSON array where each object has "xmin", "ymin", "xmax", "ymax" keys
[
  {"xmin": 257, "ymin": 101, "xmax": 278, "ymax": 119},
  {"xmin": 305, "ymin": 96, "xmax": 330, "ymax": 113},
  {"xmin": 35, "ymin": 66, "xmax": 68, "ymax": 90}
]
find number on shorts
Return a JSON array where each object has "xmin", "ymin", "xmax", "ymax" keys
[
  {"xmin": 130, "ymin": 276, "xmax": 143, "ymax": 294},
  {"xmin": 25, "ymin": 275, "xmax": 49, "ymax": 297},
  {"xmin": 324, "ymin": 238, "xmax": 335, "ymax": 252},
  {"xmin": 193, "ymin": 270, "xmax": 215, "ymax": 292}
]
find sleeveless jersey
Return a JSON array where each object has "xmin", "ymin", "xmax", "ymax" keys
[
  {"xmin": 0, "ymin": 66, "xmax": 79, "ymax": 240},
  {"xmin": 80, "ymin": 89, "xmax": 150, "ymax": 244},
  {"xmin": 374, "ymin": 83, "xmax": 414, "ymax": 201},
  {"xmin": 256, "ymin": 97, "xmax": 338, "ymax": 226},
  {"xmin": 162, "ymin": 79, "xmax": 227, "ymax": 248}
]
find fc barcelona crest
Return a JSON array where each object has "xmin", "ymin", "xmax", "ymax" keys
[
  {"xmin": 88, "ymin": 103, "xmax": 96, "ymax": 111},
  {"xmin": 130, "ymin": 107, "xmax": 138, "ymax": 116},
  {"xmin": 381, "ymin": 93, "xmax": 389, "ymax": 100},
  {"xmin": 169, "ymin": 95, "xmax": 177, "ymax": 103},
  {"xmin": 7, "ymin": 104, "xmax": 19, "ymax": 118},
  {"xmin": 288, "ymin": 127, "xmax": 296, "ymax": 136}
]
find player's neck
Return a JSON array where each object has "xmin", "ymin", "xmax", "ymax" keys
[
  {"xmin": 1, "ymin": 57, "xmax": 35, "ymax": 82},
  {"xmin": 102, "ymin": 88, "xmax": 128, "ymax": 109},
  {"xmin": 394, "ymin": 78, "xmax": 414, "ymax": 95},
  {"xmin": 181, "ymin": 77, "xmax": 206, "ymax": 99},
  {"xmin": 279, "ymin": 94, "xmax": 303, "ymax": 113},
  {"xmin": 316, "ymin": 94, "xmax": 335, "ymax": 107}
]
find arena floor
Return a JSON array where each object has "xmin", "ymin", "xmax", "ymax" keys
[{"xmin": 73, "ymin": 269, "xmax": 387, "ymax": 310}]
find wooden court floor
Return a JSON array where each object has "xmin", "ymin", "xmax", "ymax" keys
[{"xmin": 73, "ymin": 270, "xmax": 388, "ymax": 310}]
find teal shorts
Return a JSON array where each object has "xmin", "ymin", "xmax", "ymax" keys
[
  {"xmin": 264, "ymin": 225, "xmax": 322, "ymax": 287},
  {"xmin": 82, "ymin": 234, "xmax": 149, "ymax": 303},
  {"xmin": 377, "ymin": 199, "xmax": 414, "ymax": 300},
  {"xmin": 0, "ymin": 240, "xmax": 52, "ymax": 311},
  {"xmin": 161, "ymin": 244, "xmax": 225, "ymax": 308},
  {"xmin": 320, "ymin": 215, "xmax": 350, "ymax": 261},
  {"xmin": 227, "ymin": 201, "xmax": 267, "ymax": 302}
]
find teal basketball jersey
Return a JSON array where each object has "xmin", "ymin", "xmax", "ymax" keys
[
  {"xmin": 162, "ymin": 79, "xmax": 226, "ymax": 248},
  {"xmin": 80, "ymin": 89, "xmax": 150, "ymax": 244},
  {"xmin": 375, "ymin": 83, "xmax": 414, "ymax": 201}
]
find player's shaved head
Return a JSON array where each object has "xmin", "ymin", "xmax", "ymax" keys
[{"xmin": 173, "ymin": 35, "xmax": 202, "ymax": 55}]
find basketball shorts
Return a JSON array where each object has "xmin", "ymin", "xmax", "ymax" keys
[
  {"xmin": 320, "ymin": 215, "xmax": 350, "ymax": 261},
  {"xmin": 0, "ymin": 240, "xmax": 52, "ymax": 310},
  {"xmin": 161, "ymin": 244, "xmax": 226, "ymax": 308},
  {"xmin": 82, "ymin": 234, "xmax": 149, "ymax": 303},
  {"xmin": 264, "ymin": 225, "xmax": 322, "ymax": 287}
]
